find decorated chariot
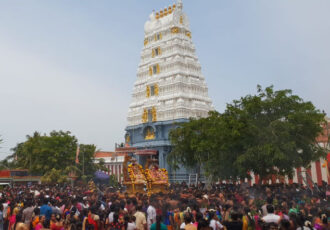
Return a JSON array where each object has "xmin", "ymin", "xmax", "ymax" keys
[
  {"xmin": 123, "ymin": 156, "xmax": 147, "ymax": 194},
  {"xmin": 144, "ymin": 159, "xmax": 169, "ymax": 194},
  {"xmin": 122, "ymin": 156, "xmax": 169, "ymax": 194}
]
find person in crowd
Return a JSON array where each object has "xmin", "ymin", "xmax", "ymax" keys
[
  {"xmin": 0, "ymin": 203, "xmax": 3, "ymax": 230},
  {"xmin": 279, "ymin": 219, "xmax": 291, "ymax": 230},
  {"xmin": 40, "ymin": 198, "xmax": 52, "ymax": 221},
  {"xmin": 147, "ymin": 200, "xmax": 157, "ymax": 230},
  {"xmin": 50, "ymin": 214, "xmax": 64, "ymax": 230},
  {"xmin": 124, "ymin": 215, "xmax": 136, "ymax": 230},
  {"xmin": 262, "ymin": 205, "xmax": 280, "ymax": 224},
  {"xmin": 8, "ymin": 206, "xmax": 19, "ymax": 230},
  {"xmin": 108, "ymin": 213, "xmax": 124, "ymax": 230},
  {"xmin": 209, "ymin": 211, "xmax": 223, "ymax": 230},
  {"xmin": 134, "ymin": 205, "xmax": 147, "ymax": 230},
  {"xmin": 0, "ymin": 182, "xmax": 328, "ymax": 230},
  {"xmin": 150, "ymin": 216, "xmax": 167, "ymax": 230},
  {"xmin": 22, "ymin": 200, "xmax": 35, "ymax": 227},
  {"xmin": 35, "ymin": 215, "xmax": 46, "ymax": 230},
  {"xmin": 222, "ymin": 212, "xmax": 243, "ymax": 230}
]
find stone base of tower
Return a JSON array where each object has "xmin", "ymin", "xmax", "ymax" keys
[{"xmin": 125, "ymin": 118, "xmax": 197, "ymax": 181}]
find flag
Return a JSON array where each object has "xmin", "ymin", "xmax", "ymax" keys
[{"xmin": 75, "ymin": 145, "xmax": 80, "ymax": 164}]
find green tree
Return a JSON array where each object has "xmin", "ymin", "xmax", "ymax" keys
[
  {"xmin": 4, "ymin": 131, "xmax": 101, "ymax": 181},
  {"xmin": 109, "ymin": 174, "xmax": 119, "ymax": 187},
  {"xmin": 76, "ymin": 144, "xmax": 107, "ymax": 179},
  {"xmin": 77, "ymin": 144, "xmax": 97, "ymax": 176},
  {"xmin": 41, "ymin": 168, "xmax": 68, "ymax": 184},
  {"xmin": 9, "ymin": 131, "xmax": 77, "ymax": 174},
  {"xmin": 169, "ymin": 86, "xmax": 327, "ymax": 181}
]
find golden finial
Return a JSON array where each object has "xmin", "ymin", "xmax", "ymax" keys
[
  {"xmin": 155, "ymin": 12, "xmax": 160, "ymax": 20},
  {"xmin": 168, "ymin": 6, "xmax": 172, "ymax": 14},
  {"xmin": 160, "ymin": 10, "xmax": 163, "ymax": 18},
  {"xmin": 164, "ymin": 8, "xmax": 168, "ymax": 16},
  {"xmin": 173, "ymin": 4, "xmax": 176, "ymax": 10}
]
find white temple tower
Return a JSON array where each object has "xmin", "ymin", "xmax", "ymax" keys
[{"xmin": 125, "ymin": 0, "xmax": 213, "ymax": 174}]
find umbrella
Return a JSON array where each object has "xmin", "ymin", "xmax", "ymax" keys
[{"xmin": 94, "ymin": 171, "xmax": 110, "ymax": 180}]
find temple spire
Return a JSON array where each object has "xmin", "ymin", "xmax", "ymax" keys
[{"xmin": 127, "ymin": 0, "xmax": 212, "ymax": 127}]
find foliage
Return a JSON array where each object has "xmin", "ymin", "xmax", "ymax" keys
[
  {"xmin": 41, "ymin": 168, "xmax": 68, "ymax": 184},
  {"xmin": 109, "ymin": 174, "xmax": 120, "ymax": 187},
  {"xmin": 96, "ymin": 158, "xmax": 108, "ymax": 172},
  {"xmin": 168, "ymin": 86, "xmax": 326, "ymax": 181},
  {"xmin": 3, "ymin": 130, "xmax": 101, "ymax": 182},
  {"xmin": 76, "ymin": 144, "xmax": 106, "ymax": 176},
  {"xmin": 8, "ymin": 131, "xmax": 77, "ymax": 173}
]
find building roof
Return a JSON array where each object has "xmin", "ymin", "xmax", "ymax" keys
[
  {"xmin": 94, "ymin": 151, "xmax": 127, "ymax": 158},
  {"xmin": 94, "ymin": 152, "xmax": 115, "ymax": 158}
]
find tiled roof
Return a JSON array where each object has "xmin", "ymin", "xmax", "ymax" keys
[
  {"xmin": 94, "ymin": 152, "xmax": 115, "ymax": 158},
  {"xmin": 94, "ymin": 151, "xmax": 127, "ymax": 158}
]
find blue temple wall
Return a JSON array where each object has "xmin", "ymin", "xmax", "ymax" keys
[{"xmin": 125, "ymin": 118, "xmax": 196, "ymax": 175}]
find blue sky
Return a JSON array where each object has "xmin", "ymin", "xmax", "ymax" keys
[{"xmin": 0, "ymin": 0, "xmax": 329, "ymax": 159}]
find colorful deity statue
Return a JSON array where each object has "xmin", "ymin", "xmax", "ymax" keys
[
  {"xmin": 123, "ymin": 156, "xmax": 147, "ymax": 194},
  {"xmin": 144, "ymin": 159, "xmax": 169, "ymax": 194}
]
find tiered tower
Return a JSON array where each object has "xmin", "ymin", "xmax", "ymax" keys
[{"xmin": 125, "ymin": 0, "xmax": 213, "ymax": 173}]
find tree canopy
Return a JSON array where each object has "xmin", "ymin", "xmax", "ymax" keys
[
  {"xmin": 3, "ymin": 130, "xmax": 104, "ymax": 183},
  {"xmin": 168, "ymin": 86, "xmax": 327, "ymax": 181}
]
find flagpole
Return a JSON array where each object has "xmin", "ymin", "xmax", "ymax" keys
[{"xmin": 83, "ymin": 151, "xmax": 85, "ymax": 176}]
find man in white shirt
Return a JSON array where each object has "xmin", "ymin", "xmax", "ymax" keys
[
  {"xmin": 209, "ymin": 210, "xmax": 223, "ymax": 230},
  {"xmin": 108, "ymin": 205, "xmax": 118, "ymax": 224},
  {"xmin": 262, "ymin": 205, "xmax": 280, "ymax": 224},
  {"xmin": 134, "ymin": 205, "xmax": 147, "ymax": 230},
  {"xmin": 147, "ymin": 200, "xmax": 156, "ymax": 230}
]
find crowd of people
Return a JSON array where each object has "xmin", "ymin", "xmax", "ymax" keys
[{"xmin": 0, "ymin": 182, "xmax": 328, "ymax": 230}]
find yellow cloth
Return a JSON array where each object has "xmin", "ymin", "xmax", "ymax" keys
[{"xmin": 242, "ymin": 216, "xmax": 248, "ymax": 230}]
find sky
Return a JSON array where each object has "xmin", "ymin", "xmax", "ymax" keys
[{"xmin": 0, "ymin": 0, "xmax": 329, "ymax": 159}]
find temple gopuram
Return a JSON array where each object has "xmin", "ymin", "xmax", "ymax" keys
[{"xmin": 125, "ymin": 0, "xmax": 213, "ymax": 180}]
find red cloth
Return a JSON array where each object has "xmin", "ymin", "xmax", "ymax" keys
[
  {"xmin": 88, "ymin": 214, "xmax": 98, "ymax": 230},
  {"xmin": 50, "ymin": 223, "xmax": 64, "ymax": 230},
  {"xmin": 156, "ymin": 208, "xmax": 162, "ymax": 216}
]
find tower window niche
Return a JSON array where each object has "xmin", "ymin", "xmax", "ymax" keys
[
  {"xmin": 152, "ymin": 47, "xmax": 161, "ymax": 57},
  {"xmin": 144, "ymin": 126, "xmax": 155, "ymax": 140},
  {"xmin": 153, "ymin": 65, "xmax": 157, "ymax": 75},
  {"xmin": 150, "ymin": 85, "xmax": 155, "ymax": 96},
  {"xmin": 148, "ymin": 109, "xmax": 153, "ymax": 122},
  {"xmin": 155, "ymin": 33, "xmax": 162, "ymax": 41},
  {"xmin": 149, "ymin": 64, "xmax": 160, "ymax": 76}
]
